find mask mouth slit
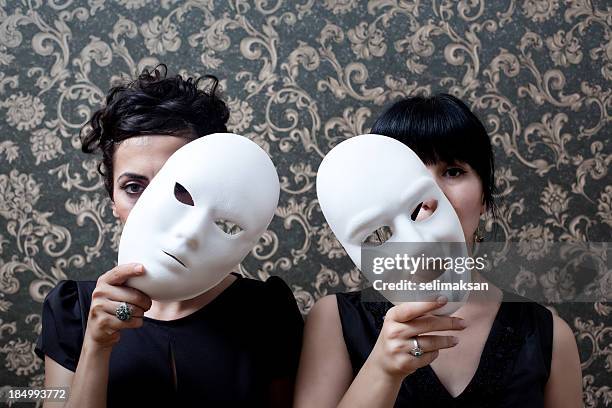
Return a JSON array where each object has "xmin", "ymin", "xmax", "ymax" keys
[{"xmin": 162, "ymin": 250, "xmax": 187, "ymax": 268}]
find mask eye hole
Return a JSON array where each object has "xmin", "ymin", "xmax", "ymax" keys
[
  {"xmin": 174, "ymin": 182, "xmax": 194, "ymax": 206},
  {"xmin": 215, "ymin": 219, "xmax": 244, "ymax": 236},
  {"xmin": 362, "ymin": 226, "xmax": 392, "ymax": 247},
  {"xmin": 411, "ymin": 199, "xmax": 437, "ymax": 221},
  {"xmin": 411, "ymin": 202, "xmax": 423, "ymax": 221}
]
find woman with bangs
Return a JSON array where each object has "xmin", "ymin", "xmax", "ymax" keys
[{"xmin": 294, "ymin": 94, "xmax": 582, "ymax": 407}]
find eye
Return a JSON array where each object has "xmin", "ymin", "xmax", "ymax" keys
[
  {"xmin": 443, "ymin": 167, "xmax": 466, "ymax": 178},
  {"xmin": 121, "ymin": 182, "xmax": 146, "ymax": 196},
  {"xmin": 362, "ymin": 225, "xmax": 392, "ymax": 247},
  {"xmin": 174, "ymin": 182, "xmax": 194, "ymax": 206},
  {"xmin": 214, "ymin": 219, "xmax": 244, "ymax": 236}
]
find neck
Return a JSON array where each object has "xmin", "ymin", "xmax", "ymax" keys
[
  {"xmin": 454, "ymin": 270, "xmax": 502, "ymax": 315},
  {"xmin": 144, "ymin": 274, "xmax": 237, "ymax": 321}
]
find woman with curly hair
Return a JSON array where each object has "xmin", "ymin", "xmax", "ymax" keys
[{"xmin": 35, "ymin": 64, "xmax": 303, "ymax": 408}]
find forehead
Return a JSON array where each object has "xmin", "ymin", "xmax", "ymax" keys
[{"xmin": 113, "ymin": 135, "xmax": 191, "ymax": 179}]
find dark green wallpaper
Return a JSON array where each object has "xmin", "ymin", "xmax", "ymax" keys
[{"xmin": 0, "ymin": 0, "xmax": 610, "ymax": 406}]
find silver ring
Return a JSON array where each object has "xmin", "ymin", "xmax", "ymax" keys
[
  {"xmin": 409, "ymin": 337, "xmax": 423, "ymax": 357},
  {"xmin": 115, "ymin": 302, "xmax": 132, "ymax": 321}
]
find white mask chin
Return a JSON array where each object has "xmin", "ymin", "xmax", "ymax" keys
[
  {"xmin": 317, "ymin": 134, "xmax": 470, "ymax": 315},
  {"xmin": 118, "ymin": 133, "xmax": 280, "ymax": 301}
]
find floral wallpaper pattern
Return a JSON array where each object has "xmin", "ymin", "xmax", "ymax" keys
[{"xmin": 0, "ymin": 0, "xmax": 610, "ymax": 406}]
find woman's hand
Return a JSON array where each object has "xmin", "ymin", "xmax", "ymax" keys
[
  {"xmin": 367, "ymin": 296, "xmax": 467, "ymax": 380},
  {"xmin": 84, "ymin": 263, "xmax": 152, "ymax": 351}
]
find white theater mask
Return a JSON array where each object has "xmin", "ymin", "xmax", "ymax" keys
[
  {"xmin": 118, "ymin": 133, "xmax": 280, "ymax": 301},
  {"xmin": 316, "ymin": 134, "xmax": 470, "ymax": 315}
]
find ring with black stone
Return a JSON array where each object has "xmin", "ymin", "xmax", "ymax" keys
[{"xmin": 115, "ymin": 301, "xmax": 132, "ymax": 321}]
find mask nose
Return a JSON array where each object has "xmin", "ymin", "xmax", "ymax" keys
[
  {"xmin": 170, "ymin": 208, "xmax": 210, "ymax": 250},
  {"xmin": 393, "ymin": 213, "xmax": 425, "ymax": 242}
]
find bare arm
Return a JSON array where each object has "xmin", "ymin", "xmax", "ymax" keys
[
  {"xmin": 42, "ymin": 358, "xmax": 73, "ymax": 408},
  {"xmin": 294, "ymin": 295, "xmax": 353, "ymax": 408},
  {"xmin": 544, "ymin": 314, "xmax": 583, "ymax": 408},
  {"xmin": 43, "ymin": 346, "xmax": 112, "ymax": 408}
]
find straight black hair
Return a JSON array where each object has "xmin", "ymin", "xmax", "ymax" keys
[{"xmin": 370, "ymin": 93, "xmax": 497, "ymax": 219}]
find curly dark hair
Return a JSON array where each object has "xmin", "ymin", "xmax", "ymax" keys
[{"xmin": 80, "ymin": 63, "xmax": 230, "ymax": 199}]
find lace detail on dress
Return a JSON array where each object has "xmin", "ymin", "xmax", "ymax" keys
[
  {"xmin": 405, "ymin": 295, "xmax": 527, "ymax": 406},
  {"xmin": 455, "ymin": 301, "xmax": 526, "ymax": 405}
]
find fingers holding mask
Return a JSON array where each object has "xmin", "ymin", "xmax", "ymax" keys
[
  {"xmin": 404, "ymin": 334, "xmax": 459, "ymax": 354},
  {"xmin": 86, "ymin": 264, "xmax": 152, "ymax": 348},
  {"xmin": 100, "ymin": 282, "xmax": 153, "ymax": 313}
]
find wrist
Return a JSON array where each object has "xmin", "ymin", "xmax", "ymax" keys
[
  {"xmin": 82, "ymin": 335, "xmax": 114, "ymax": 357},
  {"xmin": 363, "ymin": 356, "xmax": 407, "ymax": 385}
]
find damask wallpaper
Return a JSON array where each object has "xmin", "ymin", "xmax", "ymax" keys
[{"xmin": 0, "ymin": 0, "xmax": 609, "ymax": 406}]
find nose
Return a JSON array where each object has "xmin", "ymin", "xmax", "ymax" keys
[{"xmin": 415, "ymin": 199, "xmax": 438, "ymax": 221}]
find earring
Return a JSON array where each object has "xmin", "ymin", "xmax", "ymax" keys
[{"xmin": 474, "ymin": 224, "xmax": 484, "ymax": 243}]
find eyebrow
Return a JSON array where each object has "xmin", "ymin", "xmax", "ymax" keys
[{"xmin": 116, "ymin": 172, "xmax": 149, "ymax": 183}]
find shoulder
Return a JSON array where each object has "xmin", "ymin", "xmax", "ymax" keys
[
  {"xmin": 549, "ymin": 311, "xmax": 580, "ymax": 365},
  {"xmin": 335, "ymin": 287, "xmax": 391, "ymax": 332},
  {"xmin": 234, "ymin": 274, "xmax": 304, "ymax": 326},
  {"xmin": 38, "ymin": 279, "xmax": 97, "ymax": 344},
  {"xmin": 304, "ymin": 295, "xmax": 342, "ymax": 345},
  {"xmin": 42, "ymin": 279, "xmax": 96, "ymax": 315},
  {"xmin": 312, "ymin": 289, "xmax": 386, "ymax": 341},
  {"xmin": 501, "ymin": 290, "xmax": 554, "ymax": 334},
  {"xmin": 308, "ymin": 294, "xmax": 339, "ymax": 319},
  {"xmin": 335, "ymin": 286, "xmax": 387, "ymax": 308},
  {"xmin": 551, "ymin": 312, "xmax": 574, "ymax": 336},
  {"xmin": 306, "ymin": 294, "xmax": 348, "ymax": 337},
  {"xmin": 235, "ymin": 274, "xmax": 295, "ymax": 304},
  {"xmin": 35, "ymin": 280, "xmax": 96, "ymax": 371},
  {"xmin": 500, "ymin": 291, "xmax": 559, "ymax": 373},
  {"xmin": 544, "ymin": 312, "xmax": 583, "ymax": 406},
  {"xmin": 550, "ymin": 313, "xmax": 578, "ymax": 357}
]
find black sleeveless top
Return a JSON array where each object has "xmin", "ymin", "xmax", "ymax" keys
[
  {"xmin": 35, "ymin": 273, "xmax": 303, "ymax": 408},
  {"xmin": 336, "ymin": 287, "xmax": 553, "ymax": 407}
]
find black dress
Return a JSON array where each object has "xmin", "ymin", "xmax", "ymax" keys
[
  {"xmin": 35, "ymin": 273, "xmax": 304, "ymax": 407},
  {"xmin": 336, "ymin": 287, "xmax": 553, "ymax": 407}
]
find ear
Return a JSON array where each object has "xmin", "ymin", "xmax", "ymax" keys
[
  {"xmin": 111, "ymin": 201, "xmax": 119, "ymax": 218},
  {"xmin": 480, "ymin": 193, "xmax": 486, "ymax": 216}
]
